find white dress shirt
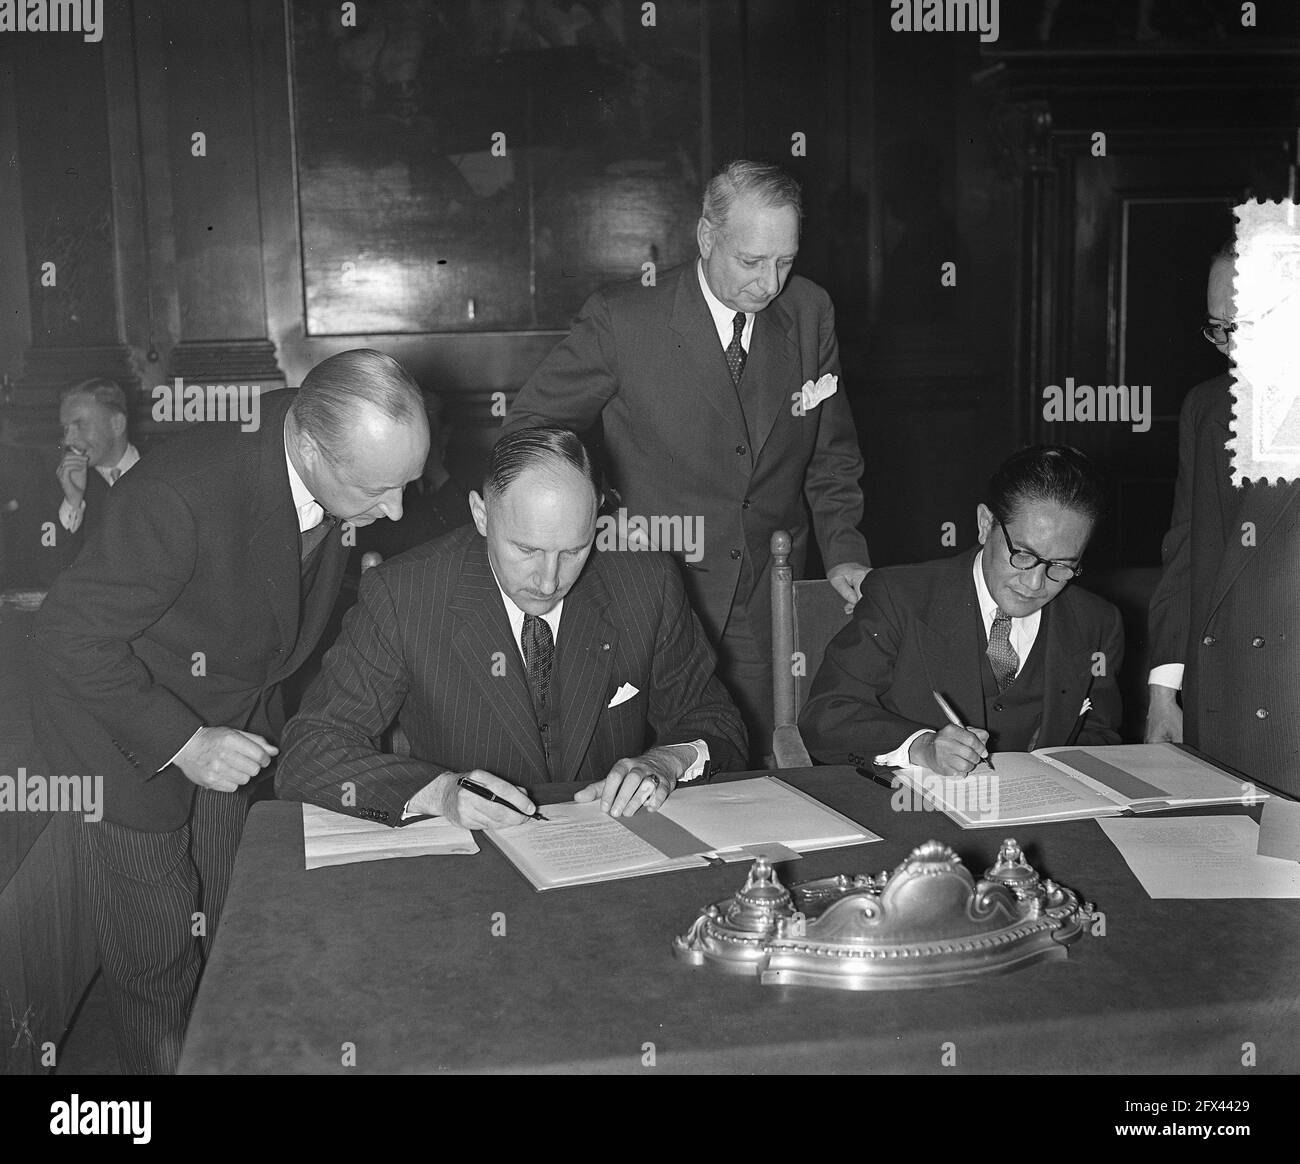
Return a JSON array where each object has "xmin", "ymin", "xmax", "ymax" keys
[
  {"xmin": 874, "ymin": 551, "xmax": 1042, "ymax": 767},
  {"xmin": 59, "ymin": 443, "xmax": 140, "ymax": 532},
  {"xmin": 697, "ymin": 259, "xmax": 754, "ymax": 353}
]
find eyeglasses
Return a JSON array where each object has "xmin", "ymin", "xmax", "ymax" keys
[
  {"xmin": 998, "ymin": 518, "xmax": 1082, "ymax": 583},
  {"xmin": 1201, "ymin": 320, "xmax": 1237, "ymax": 346}
]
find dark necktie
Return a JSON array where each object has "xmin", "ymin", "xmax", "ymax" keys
[
  {"xmin": 108, "ymin": 468, "xmax": 121, "ymax": 485},
  {"xmin": 521, "ymin": 613, "xmax": 554, "ymax": 716},
  {"xmin": 299, "ymin": 513, "xmax": 338, "ymax": 564},
  {"xmin": 987, "ymin": 608, "xmax": 1020, "ymax": 692},
  {"xmin": 725, "ymin": 311, "xmax": 747, "ymax": 385}
]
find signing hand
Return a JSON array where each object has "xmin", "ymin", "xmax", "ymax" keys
[
  {"xmin": 1144, "ymin": 684, "xmax": 1184, "ymax": 744},
  {"xmin": 174, "ymin": 727, "xmax": 278, "ymax": 792},
  {"xmin": 827, "ymin": 562, "xmax": 870, "ymax": 613},
  {"xmin": 910, "ymin": 725, "xmax": 990, "ymax": 779},
  {"xmin": 409, "ymin": 769, "xmax": 537, "ymax": 830},
  {"xmin": 56, "ymin": 448, "xmax": 89, "ymax": 505},
  {"xmin": 576, "ymin": 746, "xmax": 688, "ymax": 817}
]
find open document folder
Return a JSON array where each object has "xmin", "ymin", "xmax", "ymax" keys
[
  {"xmin": 301, "ymin": 803, "xmax": 479, "ymax": 870},
  {"xmin": 485, "ymin": 775, "xmax": 880, "ymax": 891},
  {"xmin": 892, "ymin": 742, "xmax": 1264, "ymax": 829}
]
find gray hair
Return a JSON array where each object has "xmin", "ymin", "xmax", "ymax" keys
[
  {"xmin": 291, "ymin": 349, "xmax": 426, "ymax": 464},
  {"xmin": 702, "ymin": 160, "xmax": 803, "ymax": 230},
  {"xmin": 61, "ymin": 378, "xmax": 128, "ymax": 417}
]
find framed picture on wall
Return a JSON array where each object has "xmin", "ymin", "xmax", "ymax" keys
[{"xmin": 289, "ymin": 0, "xmax": 711, "ymax": 334}]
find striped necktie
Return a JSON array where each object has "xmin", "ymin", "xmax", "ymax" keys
[{"xmin": 986, "ymin": 607, "xmax": 1020, "ymax": 692}]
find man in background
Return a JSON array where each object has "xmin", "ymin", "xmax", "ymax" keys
[
  {"xmin": 506, "ymin": 160, "xmax": 870, "ymax": 761},
  {"xmin": 53, "ymin": 378, "xmax": 139, "ymax": 569},
  {"xmin": 1146, "ymin": 244, "xmax": 1300, "ymax": 796},
  {"xmin": 35, "ymin": 349, "xmax": 430, "ymax": 1073}
]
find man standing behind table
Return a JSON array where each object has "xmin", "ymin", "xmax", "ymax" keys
[
  {"xmin": 53, "ymin": 378, "xmax": 140, "ymax": 569},
  {"xmin": 801, "ymin": 446, "xmax": 1123, "ymax": 776},
  {"xmin": 34, "ymin": 349, "xmax": 430, "ymax": 1074},
  {"xmin": 1145, "ymin": 244, "xmax": 1300, "ymax": 796},
  {"xmin": 277, "ymin": 426, "xmax": 747, "ymax": 827},
  {"xmin": 505, "ymin": 160, "xmax": 871, "ymax": 760}
]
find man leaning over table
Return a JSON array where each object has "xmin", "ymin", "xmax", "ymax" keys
[
  {"xmin": 504, "ymin": 159, "xmax": 871, "ymax": 761},
  {"xmin": 800, "ymin": 446, "xmax": 1123, "ymax": 778},
  {"xmin": 276, "ymin": 425, "xmax": 748, "ymax": 827}
]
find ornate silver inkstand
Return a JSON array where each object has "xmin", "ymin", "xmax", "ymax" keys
[{"xmin": 673, "ymin": 839, "xmax": 1095, "ymax": 990}]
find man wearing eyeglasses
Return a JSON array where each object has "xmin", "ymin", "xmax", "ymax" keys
[
  {"xmin": 1146, "ymin": 242, "xmax": 1300, "ymax": 796},
  {"xmin": 800, "ymin": 446, "xmax": 1123, "ymax": 777}
]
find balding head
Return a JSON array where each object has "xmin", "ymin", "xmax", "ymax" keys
[{"xmin": 287, "ymin": 349, "xmax": 430, "ymax": 526}]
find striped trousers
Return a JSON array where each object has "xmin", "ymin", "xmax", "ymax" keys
[{"xmin": 75, "ymin": 787, "xmax": 249, "ymax": 1074}]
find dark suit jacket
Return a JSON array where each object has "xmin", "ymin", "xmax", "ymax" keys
[
  {"xmin": 799, "ymin": 548, "xmax": 1124, "ymax": 766},
  {"xmin": 275, "ymin": 526, "xmax": 748, "ymax": 825},
  {"xmin": 504, "ymin": 262, "xmax": 869, "ymax": 659},
  {"xmin": 34, "ymin": 390, "xmax": 348, "ymax": 830},
  {"xmin": 1147, "ymin": 374, "xmax": 1300, "ymax": 792}
]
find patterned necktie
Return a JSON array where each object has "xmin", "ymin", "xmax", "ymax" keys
[
  {"xmin": 108, "ymin": 468, "xmax": 121, "ymax": 485},
  {"xmin": 521, "ymin": 613, "xmax": 554, "ymax": 716},
  {"xmin": 987, "ymin": 608, "xmax": 1020, "ymax": 692},
  {"xmin": 725, "ymin": 311, "xmax": 747, "ymax": 385},
  {"xmin": 299, "ymin": 513, "xmax": 338, "ymax": 563}
]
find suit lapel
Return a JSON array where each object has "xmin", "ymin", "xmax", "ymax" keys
[
  {"xmin": 916, "ymin": 553, "xmax": 986, "ymax": 729},
  {"xmin": 744, "ymin": 296, "xmax": 801, "ymax": 456},
  {"xmin": 278, "ymin": 538, "xmax": 348, "ymax": 679},
  {"xmin": 554, "ymin": 562, "xmax": 617, "ymax": 780},
  {"xmin": 1039, "ymin": 596, "xmax": 1095, "ymax": 744},
  {"xmin": 449, "ymin": 540, "xmax": 548, "ymax": 773},
  {"xmin": 669, "ymin": 266, "xmax": 752, "ymax": 443},
  {"xmin": 246, "ymin": 407, "xmax": 300, "ymax": 659}
]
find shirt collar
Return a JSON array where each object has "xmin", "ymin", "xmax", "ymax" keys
[
  {"xmin": 97, "ymin": 444, "xmax": 140, "ymax": 482},
  {"xmin": 486, "ymin": 556, "xmax": 564, "ymax": 646},
  {"xmin": 696, "ymin": 258, "xmax": 754, "ymax": 351},
  {"xmin": 283, "ymin": 421, "xmax": 322, "ymax": 533},
  {"xmin": 972, "ymin": 549, "xmax": 999, "ymax": 620}
]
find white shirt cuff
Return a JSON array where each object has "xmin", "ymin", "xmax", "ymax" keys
[
  {"xmin": 59, "ymin": 497, "xmax": 84, "ymax": 533},
  {"xmin": 875, "ymin": 729, "xmax": 931, "ymax": 769},
  {"xmin": 1148, "ymin": 664, "xmax": 1184, "ymax": 691},
  {"xmin": 679, "ymin": 739, "xmax": 709, "ymax": 782},
  {"xmin": 161, "ymin": 726, "xmax": 204, "ymax": 773}
]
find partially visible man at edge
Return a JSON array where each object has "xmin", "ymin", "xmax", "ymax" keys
[{"xmin": 1145, "ymin": 242, "xmax": 1300, "ymax": 796}]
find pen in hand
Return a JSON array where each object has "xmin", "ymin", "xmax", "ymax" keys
[
  {"xmin": 457, "ymin": 776, "xmax": 548, "ymax": 822},
  {"xmin": 931, "ymin": 690, "xmax": 994, "ymax": 771}
]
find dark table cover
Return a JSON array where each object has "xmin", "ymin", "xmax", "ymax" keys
[{"xmin": 178, "ymin": 767, "xmax": 1300, "ymax": 1074}]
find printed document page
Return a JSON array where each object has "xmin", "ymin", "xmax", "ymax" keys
[{"xmin": 1098, "ymin": 816, "xmax": 1300, "ymax": 898}]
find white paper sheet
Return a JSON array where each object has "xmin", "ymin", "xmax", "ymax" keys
[
  {"xmin": 1097, "ymin": 816, "xmax": 1300, "ymax": 898},
  {"xmin": 302, "ymin": 803, "xmax": 479, "ymax": 870}
]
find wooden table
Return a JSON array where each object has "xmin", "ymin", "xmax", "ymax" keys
[{"xmin": 178, "ymin": 767, "xmax": 1300, "ymax": 1074}]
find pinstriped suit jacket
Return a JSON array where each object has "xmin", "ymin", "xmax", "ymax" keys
[{"xmin": 275, "ymin": 526, "xmax": 748, "ymax": 824}]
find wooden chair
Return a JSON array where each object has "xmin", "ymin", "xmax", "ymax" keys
[{"xmin": 769, "ymin": 530, "xmax": 854, "ymax": 768}]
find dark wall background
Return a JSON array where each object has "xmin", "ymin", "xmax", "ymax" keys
[{"xmin": 2, "ymin": 0, "xmax": 1299, "ymax": 588}]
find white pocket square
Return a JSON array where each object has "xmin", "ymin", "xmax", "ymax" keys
[
  {"xmin": 799, "ymin": 373, "xmax": 838, "ymax": 412},
  {"xmin": 607, "ymin": 682, "xmax": 639, "ymax": 708}
]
